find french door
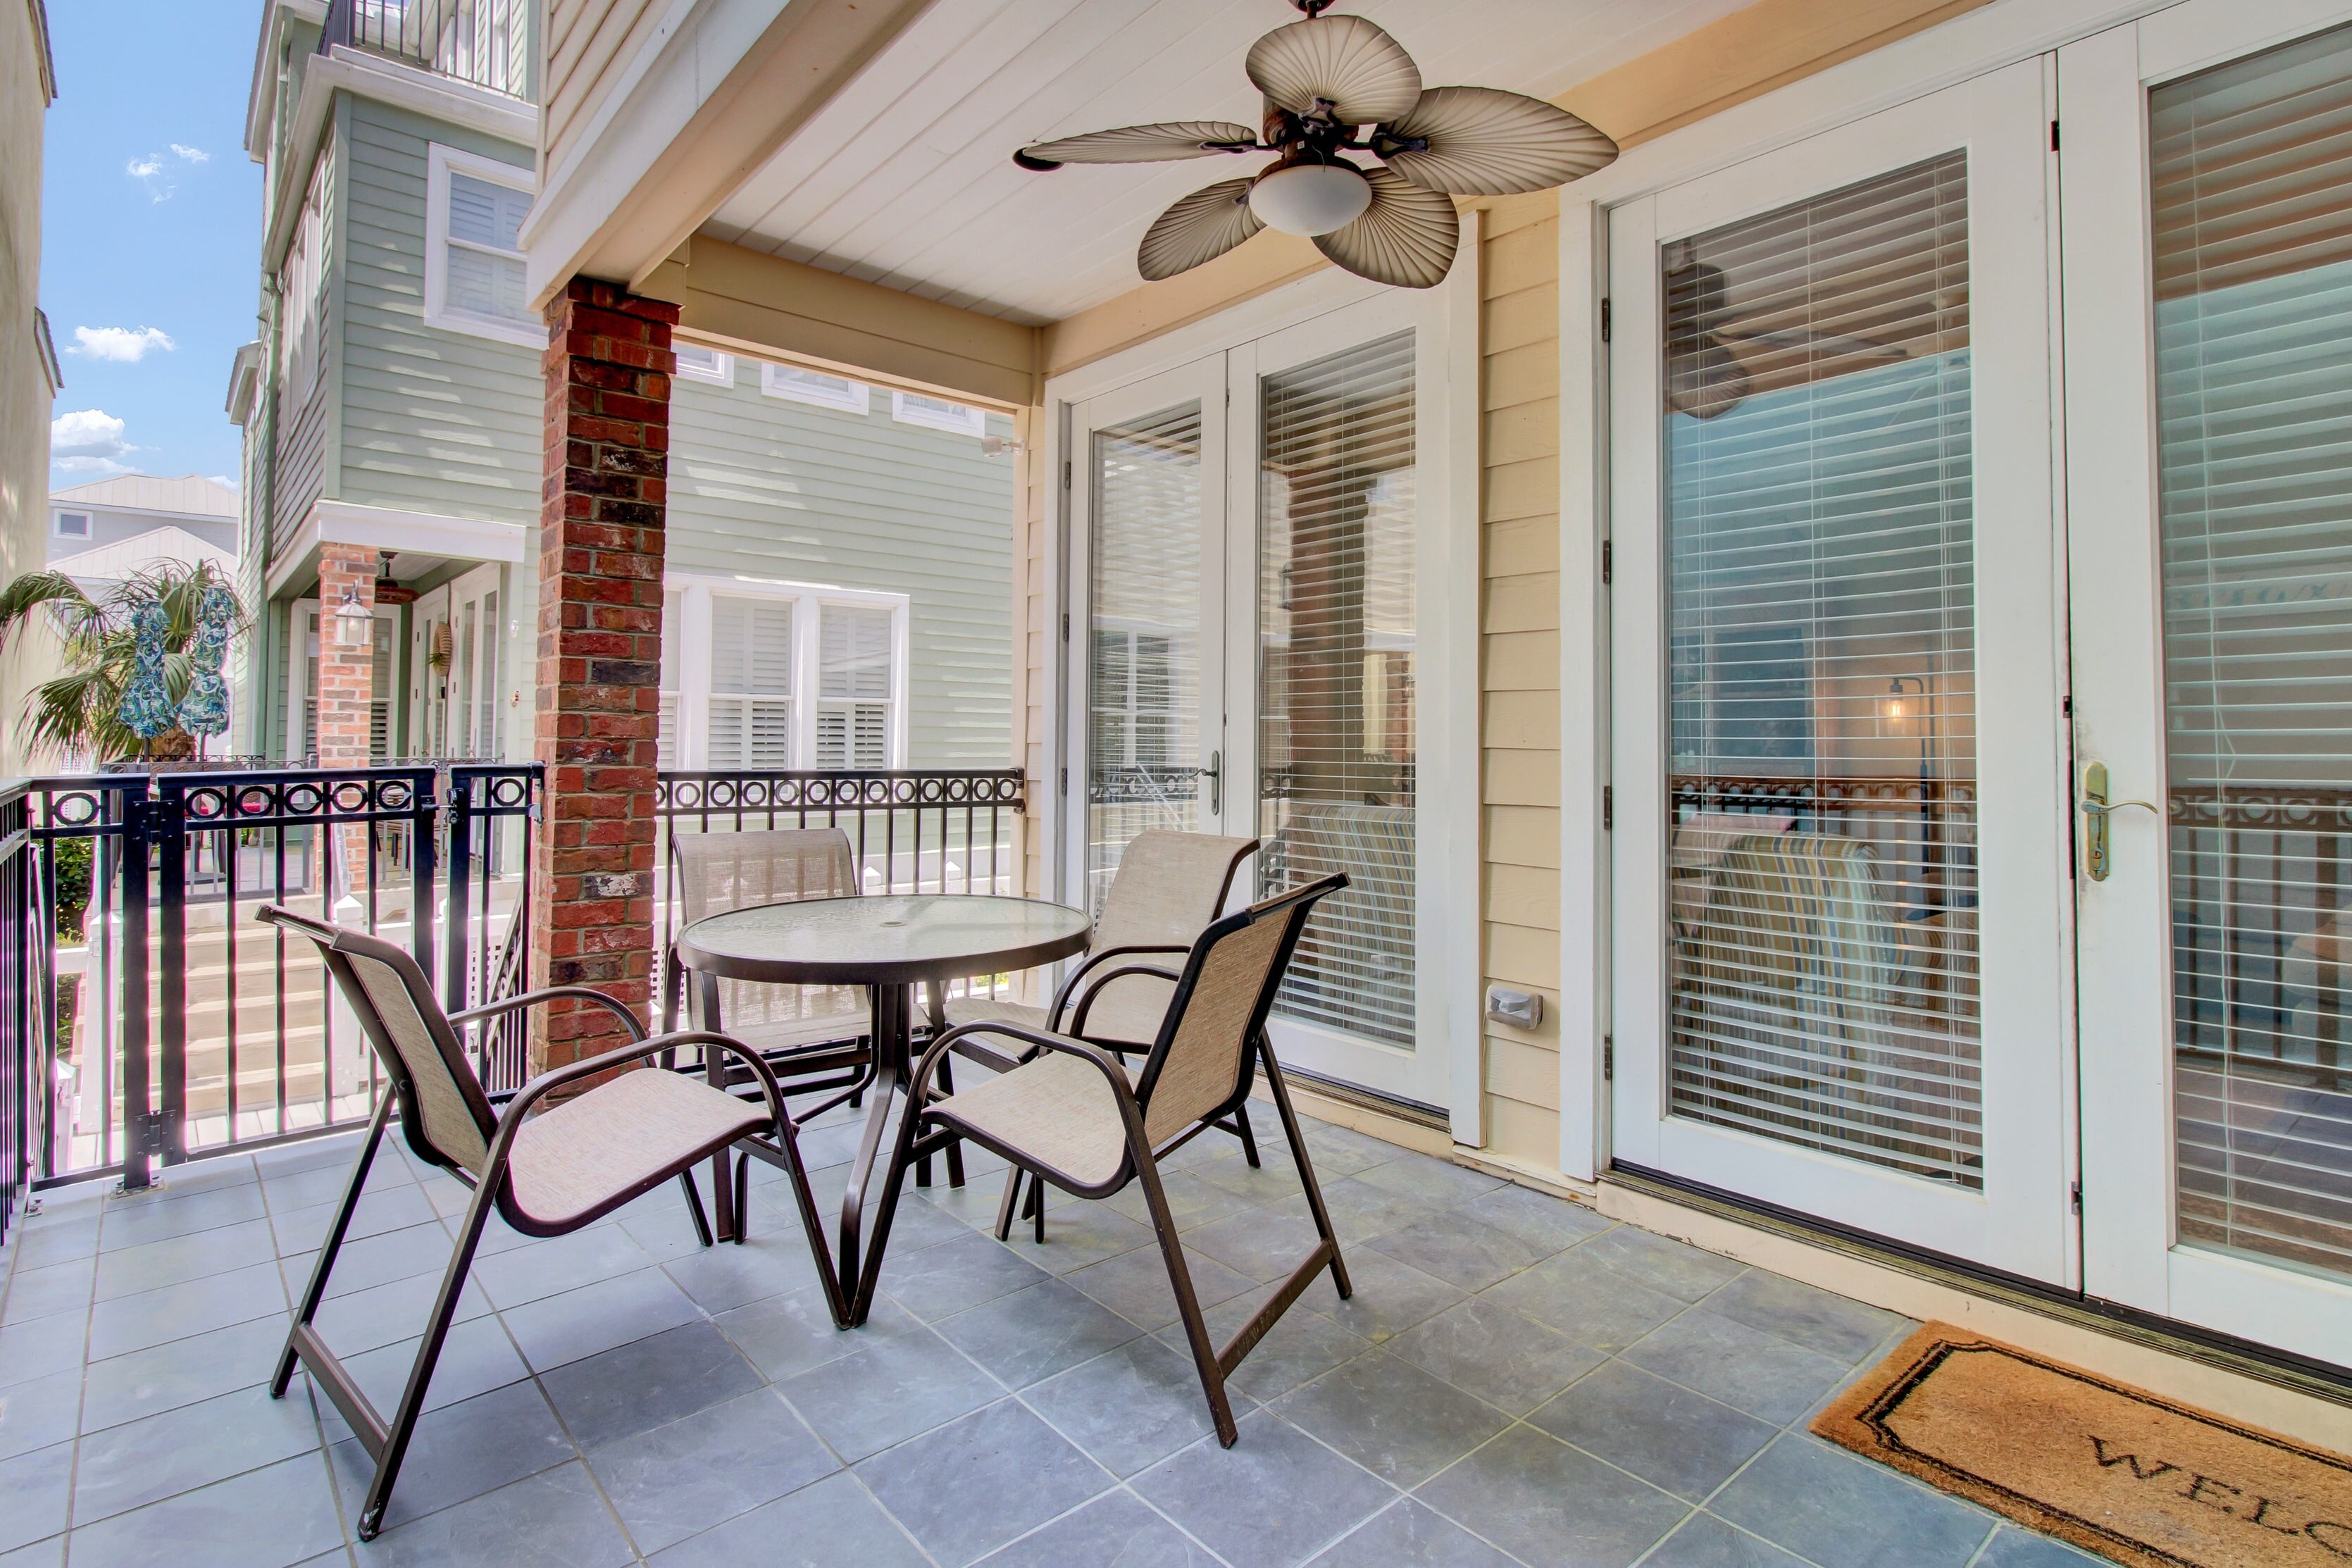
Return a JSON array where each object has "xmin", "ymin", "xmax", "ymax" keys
[
  {"xmin": 1065, "ymin": 292, "xmax": 1460, "ymax": 1112},
  {"xmin": 1608, "ymin": 60, "xmax": 2080, "ymax": 1283},
  {"xmin": 409, "ymin": 563, "xmax": 506, "ymax": 759},
  {"xmin": 2066, "ymin": 0, "xmax": 2352, "ymax": 1364}
]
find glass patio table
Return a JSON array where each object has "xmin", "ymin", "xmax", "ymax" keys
[{"xmin": 675, "ymin": 893, "xmax": 1092, "ymax": 1324}]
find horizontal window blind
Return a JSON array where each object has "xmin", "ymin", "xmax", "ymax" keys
[
  {"xmin": 2153, "ymin": 23, "xmax": 2352, "ymax": 1281},
  {"xmin": 818, "ymin": 604, "xmax": 892, "ymax": 769},
  {"xmin": 445, "ymin": 171, "xmax": 531, "ymax": 323},
  {"xmin": 708, "ymin": 595, "xmax": 794, "ymax": 770},
  {"xmin": 1663, "ymin": 152, "xmax": 1984, "ymax": 1187},
  {"xmin": 1259, "ymin": 331, "xmax": 1417, "ymax": 1050},
  {"xmin": 1087, "ymin": 402, "xmax": 1205, "ymax": 917}
]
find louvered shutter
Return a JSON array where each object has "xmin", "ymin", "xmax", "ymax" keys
[
  {"xmin": 708, "ymin": 596, "xmax": 793, "ymax": 769},
  {"xmin": 1661, "ymin": 152, "xmax": 1984, "ymax": 1187},
  {"xmin": 2151, "ymin": 24, "xmax": 2352, "ymax": 1278},
  {"xmin": 816, "ymin": 604, "xmax": 892, "ymax": 769},
  {"xmin": 1258, "ymin": 332, "xmax": 1419, "ymax": 1049},
  {"xmin": 444, "ymin": 171, "xmax": 533, "ymax": 323},
  {"xmin": 657, "ymin": 587, "xmax": 683, "ymax": 769}
]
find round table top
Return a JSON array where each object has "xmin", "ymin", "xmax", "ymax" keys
[{"xmin": 675, "ymin": 894, "xmax": 1093, "ymax": 986}]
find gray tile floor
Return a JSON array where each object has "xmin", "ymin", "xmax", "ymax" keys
[{"xmin": 0, "ymin": 1097, "xmax": 2105, "ymax": 1568}]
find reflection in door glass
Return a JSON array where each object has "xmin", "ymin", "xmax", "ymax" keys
[
  {"xmin": 2153, "ymin": 25, "xmax": 2352, "ymax": 1280},
  {"xmin": 1662, "ymin": 153, "xmax": 1983, "ymax": 1186},
  {"xmin": 1259, "ymin": 332, "xmax": 1417, "ymax": 1049},
  {"xmin": 1088, "ymin": 403, "xmax": 1203, "ymax": 918}
]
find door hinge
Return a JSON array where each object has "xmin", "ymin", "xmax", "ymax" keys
[
  {"xmin": 2050, "ymin": 118, "xmax": 2060, "ymax": 152},
  {"xmin": 1058, "ymin": 766, "xmax": 1068, "ymax": 796},
  {"xmin": 1600, "ymin": 539, "xmax": 1612, "ymax": 585},
  {"xmin": 1062, "ymin": 460, "xmax": 1071, "ymax": 489},
  {"xmin": 1603, "ymin": 1037, "xmax": 1614, "ymax": 1080},
  {"xmin": 1602, "ymin": 785, "xmax": 1613, "ymax": 831},
  {"xmin": 1060, "ymin": 612, "xmax": 1069, "ymax": 641},
  {"xmin": 2070, "ymin": 1179, "xmax": 2082, "ymax": 1214},
  {"xmin": 1599, "ymin": 297, "xmax": 1611, "ymax": 343}
]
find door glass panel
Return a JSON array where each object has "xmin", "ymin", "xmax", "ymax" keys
[
  {"xmin": 1259, "ymin": 331, "xmax": 1417, "ymax": 1048},
  {"xmin": 1088, "ymin": 402, "xmax": 1204, "ymax": 916},
  {"xmin": 1663, "ymin": 152, "xmax": 1983, "ymax": 1186},
  {"xmin": 2152, "ymin": 25, "xmax": 2352, "ymax": 1278}
]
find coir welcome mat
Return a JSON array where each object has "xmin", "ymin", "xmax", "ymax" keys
[{"xmin": 1812, "ymin": 1324, "xmax": 2352, "ymax": 1568}]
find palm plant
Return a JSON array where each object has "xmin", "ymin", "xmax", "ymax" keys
[{"xmin": 0, "ymin": 559, "xmax": 247, "ymax": 764}]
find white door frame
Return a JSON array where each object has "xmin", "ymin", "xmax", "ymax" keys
[
  {"xmin": 1043, "ymin": 259, "xmax": 1483, "ymax": 1136},
  {"xmin": 1604, "ymin": 59, "xmax": 2079, "ymax": 1286},
  {"xmin": 2062, "ymin": 0, "xmax": 2352, "ymax": 1364}
]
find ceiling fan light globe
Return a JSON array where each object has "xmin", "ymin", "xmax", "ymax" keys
[{"xmin": 1249, "ymin": 163, "xmax": 1371, "ymax": 235}]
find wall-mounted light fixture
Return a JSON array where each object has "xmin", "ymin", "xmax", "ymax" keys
[{"xmin": 333, "ymin": 587, "xmax": 374, "ymax": 649}]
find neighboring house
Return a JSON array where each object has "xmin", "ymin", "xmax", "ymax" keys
[
  {"xmin": 1, "ymin": 0, "xmax": 58, "ymax": 776},
  {"xmin": 227, "ymin": 0, "xmax": 1014, "ymax": 771},
  {"xmin": 46, "ymin": 473, "xmax": 239, "ymax": 569}
]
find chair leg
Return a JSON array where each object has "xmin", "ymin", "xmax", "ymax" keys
[
  {"xmin": 1259, "ymin": 1032, "xmax": 1350, "ymax": 1299},
  {"xmin": 678, "ymin": 1168, "xmax": 714, "ymax": 1249},
  {"xmin": 1031, "ymin": 1169, "xmax": 1045, "ymax": 1245},
  {"xmin": 1231, "ymin": 1101, "xmax": 1262, "ymax": 1168},
  {"xmin": 935, "ymin": 1053, "xmax": 966, "ymax": 1189},
  {"xmin": 993, "ymin": 1166, "xmax": 1023, "ymax": 1242},
  {"xmin": 356, "ymin": 1177, "xmax": 499, "ymax": 1539},
  {"xmin": 274, "ymin": 1092, "xmax": 392, "ymax": 1398},
  {"xmin": 1134, "ymin": 1146, "xmax": 1238, "ymax": 1447},
  {"xmin": 732, "ymin": 1150, "xmax": 751, "ymax": 1243}
]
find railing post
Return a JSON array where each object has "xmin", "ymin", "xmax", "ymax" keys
[
  {"xmin": 444, "ymin": 770, "xmax": 473, "ymax": 1018},
  {"xmin": 118, "ymin": 787, "xmax": 154, "ymax": 1190},
  {"xmin": 409, "ymin": 771, "xmax": 437, "ymax": 985},
  {"xmin": 154, "ymin": 785, "xmax": 189, "ymax": 1169}
]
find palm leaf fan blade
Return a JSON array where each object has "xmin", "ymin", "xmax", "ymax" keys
[
  {"xmin": 1245, "ymin": 15, "xmax": 1421, "ymax": 126},
  {"xmin": 1313, "ymin": 168, "xmax": 1458, "ymax": 289},
  {"xmin": 1139, "ymin": 178, "xmax": 1266, "ymax": 281},
  {"xmin": 1016, "ymin": 122, "xmax": 1260, "ymax": 168},
  {"xmin": 1378, "ymin": 87, "xmax": 1617, "ymax": 196}
]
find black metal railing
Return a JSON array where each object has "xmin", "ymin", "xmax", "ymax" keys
[
  {"xmin": 1, "ymin": 764, "xmax": 1026, "ymax": 1238},
  {"xmin": 321, "ymin": 0, "xmax": 528, "ymax": 99},
  {"xmin": 20, "ymin": 763, "xmax": 541, "ymax": 1205}
]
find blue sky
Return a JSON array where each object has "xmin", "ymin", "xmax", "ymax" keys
[{"xmin": 42, "ymin": 4, "xmax": 263, "ymax": 492}]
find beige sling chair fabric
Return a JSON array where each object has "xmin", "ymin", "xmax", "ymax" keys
[
  {"xmin": 876, "ymin": 874, "xmax": 1352, "ymax": 1449},
  {"xmin": 253, "ymin": 904, "xmax": 838, "ymax": 1543},
  {"xmin": 669, "ymin": 828, "xmax": 866, "ymax": 1049},
  {"xmin": 944, "ymin": 829, "xmax": 1257, "ymax": 1049}
]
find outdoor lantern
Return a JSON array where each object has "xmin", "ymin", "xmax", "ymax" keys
[{"xmin": 333, "ymin": 587, "xmax": 374, "ymax": 648}]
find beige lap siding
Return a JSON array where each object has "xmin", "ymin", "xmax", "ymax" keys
[{"xmin": 1478, "ymin": 190, "xmax": 1566, "ymax": 1170}]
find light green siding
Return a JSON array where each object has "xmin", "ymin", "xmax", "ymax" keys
[
  {"xmin": 270, "ymin": 129, "xmax": 336, "ymax": 558},
  {"xmin": 668, "ymin": 373, "xmax": 1015, "ymax": 770},
  {"xmin": 337, "ymin": 98, "xmax": 541, "ymax": 526}
]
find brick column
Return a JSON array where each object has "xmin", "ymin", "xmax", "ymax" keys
[
  {"xmin": 315, "ymin": 545, "xmax": 379, "ymax": 900},
  {"xmin": 530, "ymin": 278, "xmax": 676, "ymax": 1073}
]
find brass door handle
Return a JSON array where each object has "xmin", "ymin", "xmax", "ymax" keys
[
  {"xmin": 1200, "ymin": 750, "xmax": 1222, "ymax": 816},
  {"xmin": 2081, "ymin": 761, "xmax": 2158, "ymax": 882}
]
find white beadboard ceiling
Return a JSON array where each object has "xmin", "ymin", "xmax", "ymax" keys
[{"xmin": 704, "ymin": 0, "xmax": 1748, "ymax": 325}]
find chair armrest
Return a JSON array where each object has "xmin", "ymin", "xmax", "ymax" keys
[
  {"xmin": 483, "ymin": 1028, "xmax": 785, "ymax": 1175},
  {"xmin": 911, "ymin": 1019, "xmax": 1136, "ymax": 1112},
  {"xmin": 1067, "ymin": 964, "xmax": 1183, "ymax": 1039},
  {"xmin": 1047, "ymin": 943, "xmax": 1192, "ymax": 1030},
  {"xmin": 450, "ymin": 985, "xmax": 647, "ymax": 1044}
]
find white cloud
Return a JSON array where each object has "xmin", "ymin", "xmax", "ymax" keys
[
  {"xmin": 170, "ymin": 144, "xmax": 209, "ymax": 164},
  {"xmin": 67, "ymin": 325, "xmax": 175, "ymax": 363},
  {"xmin": 208, "ymin": 475, "xmax": 239, "ymax": 490},
  {"xmin": 126, "ymin": 154, "xmax": 171, "ymax": 201},
  {"xmin": 51, "ymin": 409, "xmax": 137, "ymax": 475}
]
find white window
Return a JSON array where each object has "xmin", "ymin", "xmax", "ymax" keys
[
  {"xmin": 53, "ymin": 511, "xmax": 90, "ymax": 540},
  {"xmin": 657, "ymin": 575, "xmax": 909, "ymax": 772},
  {"xmin": 674, "ymin": 344, "xmax": 734, "ymax": 385},
  {"xmin": 890, "ymin": 390, "xmax": 987, "ymax": 437},
  {"xmin": 818, "ymin": 604, "xmax": 894, "ymax": 769},
  {"xmin": 280, "ymin": 163, "xmax": 328, "ymax": 405},
  {"xmin": 425, "ymin": 144, "xmax": 542, "ymax": 348},
  {"xmin": 759, "ymin": 362, "xmax": 869, "ymax": 413}
]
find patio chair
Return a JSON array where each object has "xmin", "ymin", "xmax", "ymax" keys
[
  {"xmin": 255, "ymin": 904, "xmax": 840, "ymax": 1541},
  {"xmin": 870, "ymin": 873, "xmax": 1353, "ymax": 1447},
  {"xmin": 943, "ymin": 828, "xmax": 1259, "ymax": 1228}
]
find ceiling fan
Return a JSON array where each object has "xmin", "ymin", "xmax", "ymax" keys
[{"xmin": 1012, "ymin": 0, "xmax": 1619, "ymax": 290}]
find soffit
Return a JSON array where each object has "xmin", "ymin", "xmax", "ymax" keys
[{"xmin": 704, "ymin": 0, "xmax": 1749, "ymax": 326}]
